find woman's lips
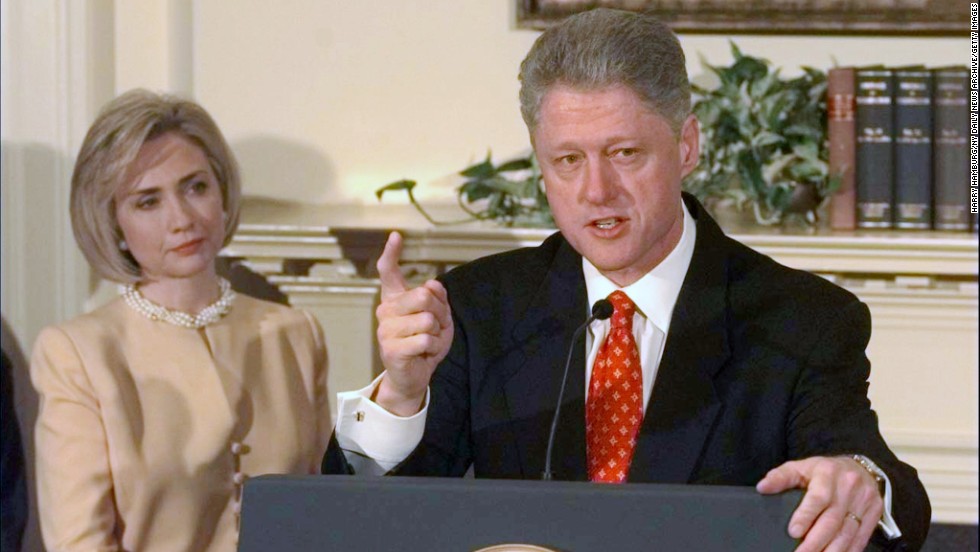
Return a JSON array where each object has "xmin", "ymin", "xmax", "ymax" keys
[{"xmin": 171, "ymin": 238, "xmax": 204, "ymax": 255}]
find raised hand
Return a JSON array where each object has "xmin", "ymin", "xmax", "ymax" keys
[
  {"xmin": 373, "ymin": 232, "xmax": 454, "ymax": 416},
  {"xmin": 757, "ymin": 456, "xmax": 884, "ymax": 552}
]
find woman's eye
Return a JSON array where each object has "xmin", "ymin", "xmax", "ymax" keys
[
  {"xmin": 135, "ymin": 196, "xmax": 158, "ymax": 210},
  {"xmin": 188, "ymin": 180, "xmax": 209, "ymax": 194}
]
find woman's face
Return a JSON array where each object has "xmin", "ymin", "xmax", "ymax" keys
[{"xmin": 114, "ymin": 132, "xmax": 225, "ymax": 284}]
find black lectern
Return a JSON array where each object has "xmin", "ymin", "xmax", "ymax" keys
[{"xmin": 239, "ymin": 475, "xmax": 802, "ymax": 551}]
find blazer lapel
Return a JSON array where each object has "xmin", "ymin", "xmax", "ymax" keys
[
  {"xmin": 504, "ymin": 237, "xmax": 589, "ymax": 481},
  {"xmin": 628, "ymin": 196, "xmax": 732, "ymax": 483}
]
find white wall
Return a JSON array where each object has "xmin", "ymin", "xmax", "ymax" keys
[
  {"xmin": 190, "ymin": 1, "xmax": 540, "ymax": 203},
  {"xmin": 181, "ymin": 2, "xmax": 968, "ymax": 204}
]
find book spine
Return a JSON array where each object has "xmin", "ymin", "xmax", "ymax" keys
[
  {"xmin": 828, "ymin": 67, "xmax": 857, "ymax": 230},
  {"xmin": 932, "ymin": 67, "xmax": 970, "ymax": 230},
  {"xmin": 894, "ymin": 68, "xmax": 933, "ymax": 229},
  {"xmin": 856, "ymin": 69, "xmax": 895, "ymax": 228}
]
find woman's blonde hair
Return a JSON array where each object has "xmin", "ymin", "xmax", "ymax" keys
[{"xmin": 70, "ymin": 89, "xmax": 241, "ymax": 283}]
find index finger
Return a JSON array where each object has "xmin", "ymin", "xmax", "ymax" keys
[
  {"xmin": 377, "ymin": 231, "xmax": 408, "ymax": 299},
  {"xmin": 423, "ymin": 279, "xmax": 452, "ymax": 329},
  {"xmin": 756, "ymin": 460, "xmax": 806, "ymax": 495}
]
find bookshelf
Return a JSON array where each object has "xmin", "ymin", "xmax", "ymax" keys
[
  {"xmin": 829, "ymin": 65, "xmax": 972, "ymax": 233},
  {"xmin": 224, "ymin": 196, "xmax": 978, "ymax": 523}
]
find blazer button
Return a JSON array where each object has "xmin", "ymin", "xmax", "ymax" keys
[{"xmin": 233, "ymin": 472, "xmax": 247, "ymax": 485}]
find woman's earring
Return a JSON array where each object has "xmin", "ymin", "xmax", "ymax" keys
[{"xmin": 119, "ymin": 240, "xmax": 128, "ymax": 251}]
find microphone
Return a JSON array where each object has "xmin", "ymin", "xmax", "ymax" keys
[{"xmin": 542, "ymin": 299, "xmax": 614, "ymax": 480}]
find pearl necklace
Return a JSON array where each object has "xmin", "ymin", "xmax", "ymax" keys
[{"xmin": 123, "ymin": 278, "xmax": 236, "ymax": 329}]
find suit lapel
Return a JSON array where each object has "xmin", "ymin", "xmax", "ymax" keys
[
  {"xmin": 504, "ymin": 237, "xmax": 589, "ymax": 481},
  {"xmin": 628, "ymin": 196, "xmax": 732, "ymax": 483}
]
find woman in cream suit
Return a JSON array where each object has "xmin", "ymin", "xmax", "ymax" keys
[{"xmin": 30, "ymin": 90, "xmax": 330, "ymax": 551}]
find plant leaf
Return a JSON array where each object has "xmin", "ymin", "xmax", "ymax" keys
[
  {"xmin": 375, "ymin": 179, "xmax": 416, "ymax": 200},
  {"xmin": 459, "ymin": 180, "xmax": 494, "ymax": 202},
  {"xmin": 751, "ymin": 131, "xmax": 784, "ymax": 149},
  {"xmin": 496, "ymin": 157, "xmax": 533, "ymax": 172},
  {"xmin": 459, "ymin": 152, "xmax": 496, "ymax": 178}
]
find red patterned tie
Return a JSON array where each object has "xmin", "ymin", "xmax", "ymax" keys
[{"xmin": 586, "ymin": 290, "xmax": 643, "ymax": 483}]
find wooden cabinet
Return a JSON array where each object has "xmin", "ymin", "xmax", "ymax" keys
[{"xmin": 225, "ymin": 197, "xmax": 978, "ymax": 523}]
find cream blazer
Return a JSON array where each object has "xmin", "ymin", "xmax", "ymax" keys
[{"xmin": 30, "ymin": 295, "xmax": 330, "ymax": 552}]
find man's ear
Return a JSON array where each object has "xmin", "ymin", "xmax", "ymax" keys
[{"xmin": 678, "ymin": 114, "xmax": 700, "ymax": 178}]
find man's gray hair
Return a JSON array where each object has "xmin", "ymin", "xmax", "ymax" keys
[{"xmin": 519, "ymin": 8, "xmax": 691, "ymax": 135}]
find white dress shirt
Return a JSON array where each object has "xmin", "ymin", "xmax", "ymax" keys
[{"xmin": 582, "ymin": 201, "xmax": 696, "ymax": 409}]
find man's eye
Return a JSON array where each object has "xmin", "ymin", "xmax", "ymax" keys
[
  {"xmin": 558, "ymin": 154, "xmax": 580, "ymax": 165},
  {"xmin": 616, "ymin": 148, "xmax": 638, "ymax": 158}
]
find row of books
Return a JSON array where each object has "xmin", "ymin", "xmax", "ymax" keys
[{"xmin": 827, "ymin": 65, "xmax": 976, "ymax": 232}]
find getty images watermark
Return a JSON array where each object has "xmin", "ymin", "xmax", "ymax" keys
[{"xmin": 972, "ymin": 3, "xmax": 979, "ymax": 214}]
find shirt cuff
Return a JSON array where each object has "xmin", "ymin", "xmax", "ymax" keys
[
  {"xmin": 854, "ymin": 454, "xmax": 902, "ymax": 539},
  {"xmin": 334, "ymin": 373, "xmax": 429, "ymax": 473}
]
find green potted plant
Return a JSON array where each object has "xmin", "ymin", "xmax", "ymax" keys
[{"xmin": 684, "ymin": 43, "xmax": 834, "ymax": 225}]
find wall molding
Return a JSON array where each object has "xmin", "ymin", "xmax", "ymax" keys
[
  {"xmin": 1, "ymin": 0, "xmax": 113, "ymax": 347},
  {"xmin": 884, "ymin": 429, "xmax": 978, "ymax": 523}
]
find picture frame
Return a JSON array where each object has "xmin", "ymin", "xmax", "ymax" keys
[{"xmin": 516, "ymin": 0, "xmax": 968, "ymax": 35}]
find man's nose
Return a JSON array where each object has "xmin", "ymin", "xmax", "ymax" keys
[{"xmin": 580, "ymin": 158, "xmax": 618, "ymax": 205}]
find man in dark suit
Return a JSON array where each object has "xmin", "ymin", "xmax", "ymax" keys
[{"xmin": 323, "ymin": 8, "xmax": 930, "ymax": 551}]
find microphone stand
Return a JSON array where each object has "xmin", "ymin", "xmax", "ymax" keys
[{"xmin": 542, "ymin": 299, "xmax": 613, "ymax": 480}]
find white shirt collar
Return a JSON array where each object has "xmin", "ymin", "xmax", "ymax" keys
[{"xmin": 583, "ymin": 200, "xmax": 696, "ymax": 335}]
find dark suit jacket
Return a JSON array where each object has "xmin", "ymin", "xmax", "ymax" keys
[
  {"xmin": 1, "ymin": 349, "xmax": 27, "ymax": 552},
  {"xmin": 324, "ymin": 195, "xmax": 930, "ymax": 550}
]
